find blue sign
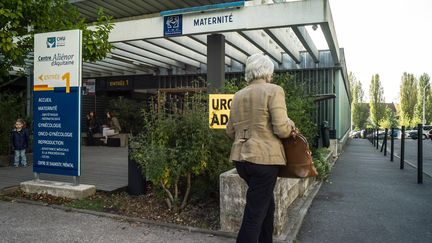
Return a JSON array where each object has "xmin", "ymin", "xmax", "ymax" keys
[
  {"xmin": 164, "ymin": 15, "xmax": 183, "ymax": 36},
  {"xmin": 34, "ymin": 30, "xmax": 82, "ymax": 177},
  {"xmin": 33, "ymin": 88, "xmax": 81, "ymax": 176}
]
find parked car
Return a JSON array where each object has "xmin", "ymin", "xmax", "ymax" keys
[
  {"xmin": 389, "ymin": 128, "xmax": 401, "ymax": 138},
  {"xmin": 350, "ymin": 130, "xmax": 361, "ymax": 138},
  {"xmin": 373, "ymin": 130, "xmax": 386, "ymax": 139},
  {"xmin": 407, "ymin": 125, "xmax": 432, "ymax": 139}
]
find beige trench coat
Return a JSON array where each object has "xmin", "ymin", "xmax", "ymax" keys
[{"xmin": 226, "ymin": 79, "xmax": 295, "ymax": 165}]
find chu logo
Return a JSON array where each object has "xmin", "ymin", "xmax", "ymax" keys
[
  {"xmin": 46, "ymin": 36, "xmax": 66, "ymax": 48},
  {"xmin": 164, "ymin": 15, "xmax": 182, "ymax": 36},
  {"xmin": 46, "ymin": 37, "xmax": 56, "ymax": 48}
]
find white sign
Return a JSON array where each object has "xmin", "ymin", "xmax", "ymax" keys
[
  {"xmin": 34, "ymin": 30, "xmax": 82, "ymax": 91},
  {"xmin": 184, "ymin": 11, "xmax": 239, "ymax": 34}
]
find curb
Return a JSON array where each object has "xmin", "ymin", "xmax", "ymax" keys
[
  {"xmin": 3, "ymin": 195, "xmax": 237, "ymax": 240},
  {"xmin": 278, "ymin": 181, "xmax": 323, "ymax": 243},
  {"xmin": 0, "ymin": 151, "xmax": 334, "ymax": 243},
  {"xmin": 2, "ymin": 181, "xmax": 323, "ymax": 243}
]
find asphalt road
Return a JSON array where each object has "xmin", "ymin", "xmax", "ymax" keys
[
  {"xmin": 0, "ymin": 201, "xmax": 233, "ymax": 243},
  {"xmin": 297, "ymin": 139, "xmax": 432, "ymax": 243},
  {"xmin": 374, "ymin": 138, "xmax": 432, "ymax": 176}
]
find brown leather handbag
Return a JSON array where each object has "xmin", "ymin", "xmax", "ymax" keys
[{"xmin": 278, "ymin": 134, "xmax": 318, "ymax": 178}]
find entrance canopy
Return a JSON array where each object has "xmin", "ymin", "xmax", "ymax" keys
[{"xmin": 70, "ymin": 0, "xmax": 341, "ymax": 78}]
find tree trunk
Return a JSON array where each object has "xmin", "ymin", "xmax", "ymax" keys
[
  {"xmin": 0, "ymin": 76, "xmax": 21, "ymax": 90},
  {"xmin": 161, "ymin": 181, "xmax": 174, "ymax": 209},
  {"xmin": 180, "ymin": 173, "xmax": 191, "ymax": 209}
]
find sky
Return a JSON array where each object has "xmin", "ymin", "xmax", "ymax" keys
[{"xmin": 314, "ymin": 0, "xmax": 432, "ymax": 103}]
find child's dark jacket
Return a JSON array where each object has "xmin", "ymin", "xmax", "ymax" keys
[{"xmin": 11, "ymin": 128, "xmax": 29, "ymax": 150}]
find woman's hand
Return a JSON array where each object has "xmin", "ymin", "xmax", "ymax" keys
[{"xmin": 291, "ymin": 127, "xmax": 299, "ymax": 138}]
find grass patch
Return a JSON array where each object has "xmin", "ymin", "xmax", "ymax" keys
[{"xmin": 65, "ymin": 196, "xmax": 107, "ymax": 212}]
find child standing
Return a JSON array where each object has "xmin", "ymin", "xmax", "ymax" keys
[{"xmin": 10, "ymin": 118, "xmax": 29, "ymax": 167}]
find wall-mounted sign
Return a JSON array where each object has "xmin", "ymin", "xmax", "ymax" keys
[
  {"xmin": 106, "ymin": 78, "xmax": 133, "ymax": 90},
  {"xmin": 183, "ymin": 9, "xmax": 240, "ymax": 34},
  {"xmin": 83, "ymin": 79, "xmax": 95, "ymax": 96},
  {"xmin": 33, "ymin": 29, "xmax": 82, "ymax": 176},
  {"xmin": 209, "ymin": 94, "xmax": 234, "ymax": 129},
  {"xmin": 108, "ymin": 79, "xmax": 129, "ymax": 88},
  {"xmin": 192, "ymin": 14, "xmax": 234, "ymax": 27},
  {"xmin": 164, "ymin": 15, "xmax": 183, "ymax": 37}
]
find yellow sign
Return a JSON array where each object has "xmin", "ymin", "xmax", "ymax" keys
[
  {"xmin": 209, "ymin": 94, "xmax": 234, "ymax": 129},
  {"xmin": 108, "ymin": 79, "xmax": 129, "ymax": 87}
]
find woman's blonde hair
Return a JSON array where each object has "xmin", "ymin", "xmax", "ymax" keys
[{"xmin": 244, "ymin": 53, "xmax": 274, "ymax": 82}]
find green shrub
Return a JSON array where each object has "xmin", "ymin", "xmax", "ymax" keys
[
  {"xmin": 272, "ymin": 74, "xmax": 317, "ymax": 146},
  {"xmin": 130, "ymin": 73, "xmax": 320, "ymax": 209},
  {"xmin": 313, "ymin": 148, "xmax": 332, "ymax": 180},
  {"xmin": 131, "ymin": 94, "xmax": 215, "ymax": 211}
]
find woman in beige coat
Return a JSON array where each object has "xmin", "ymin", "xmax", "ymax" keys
[{"xmin": 226, "ymin": 53, "xmax": 297, "ymax": 243}]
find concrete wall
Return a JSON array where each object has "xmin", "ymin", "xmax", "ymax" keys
[{"xmin": 220, "ymin": 169, "xmax": 315, "ymax": 238}]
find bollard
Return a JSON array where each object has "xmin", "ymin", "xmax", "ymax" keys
[
  {"xmin": 383, "ymin": 128, "xmax": 388, "ymax": 156},
  {"xmin": 376, "ymin": 127, "xmax": 380, "ymax": 149},
  {"xmin": 373, "ymin": 128, "xmax": 376, "ymax": 146},
  {"xmin": 401, "ymin": 126, "xmax": 405, "ymax": 170},
  {"xmin": 417, "ymin": 124, "xmax": 423, "ymax": 184},
  {"xmin": 390, "ymin": 127, "xmax": 394, "ymax": 162},
  {"xmin": 375, "ymin": 128, "xmax": 378, "ymax": 146}
]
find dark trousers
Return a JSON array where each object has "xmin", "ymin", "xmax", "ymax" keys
[
  {"xmin": 235, "ymin": 161, "xmax": 279, "ymax": 243},
  {"xmin": 87, "ymin": 129, "xmax": 94, "ymax": 146}
]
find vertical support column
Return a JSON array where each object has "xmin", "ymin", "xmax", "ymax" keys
[
  {"xmin": 33, "ymin": 173, "xmax": 39, "ymax": 182},
  {"xmin": 26, "ymin": 69, "xmax": 33, "ymax": 117},
  {"xmin": 207, "ymin": 34, "xmax": 225, "ymax": 93},
  {"xmin": 73, "ymin": 176, "xmax": 80, "ymax": 186}
]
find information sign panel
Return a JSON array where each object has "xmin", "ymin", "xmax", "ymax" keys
[
  {"xmin": 209, "ymin": 94, "xmax": 234, "ymax": 129},
  {"xmin": 33, "ymin": 30, "xmax": 82, "ymax": 176}
]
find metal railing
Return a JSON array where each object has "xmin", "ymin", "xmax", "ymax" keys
[{"xmin": 366, "ymin": 124, "xmax": 426, "ymax": 184}]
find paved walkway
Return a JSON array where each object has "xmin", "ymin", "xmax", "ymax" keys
[
  {"xmin": 297, "ymin": 139, "xmax": 432, "ymax": 243},
  {"xmin": 0, "ymin": 146, "xmax": 128, "ymax": 191},
  {"xmin": 0, "ymin": 201, "xmax": 232, "ymax": 243}
]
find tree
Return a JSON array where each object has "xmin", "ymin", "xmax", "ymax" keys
[
  {"xmin": 349, "ymin": 72, "xmax": 369, "ymax": 130},
  {"xmin": 379, "ymin": 107, "xmax": 398, "ymax": 129},
  {"xmin": 414, "ymin": 73, "xmax": 431, "ymax": 124},
  {"xmin": 348, "ymin": 72, "xmax": 357, "ymax": 106},
  {"xmin": 425, "ymin": 74, "xmax": 432, "ymax": 125},
  {"xmin": 0, "ymin": 0, "xmax": 113, "ymax": 88},
  {"xmin": 399, "ymin": 72, "xmax": 418, "ymax": 127},
  {"xmin": 369, "ymin": 74, "xmax": 385, "ymax": 126}
]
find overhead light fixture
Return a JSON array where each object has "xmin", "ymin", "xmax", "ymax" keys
[{"xmin": 312, "ymin": 24, "xmax": 318, "ymax": 31}]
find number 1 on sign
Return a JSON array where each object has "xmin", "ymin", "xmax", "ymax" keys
[{"xmin": 62, "ymin": 72, "xmax": 70, "ymax": 93}]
